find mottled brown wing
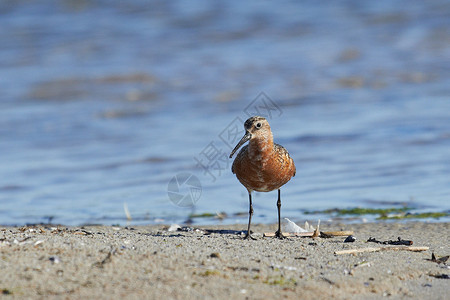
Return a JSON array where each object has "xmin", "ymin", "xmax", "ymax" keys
[{"xmin": 274, "ymin": 143, "xmax": 296, "ymax": 177}]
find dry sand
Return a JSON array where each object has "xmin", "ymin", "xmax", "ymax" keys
[{"xmin": 0, "ymin": 222, "xmax": 448, "ymax": 299}]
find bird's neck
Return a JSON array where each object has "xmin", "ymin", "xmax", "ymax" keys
[{"xmin": 248, "ymin": 133, "xmax": 274, "ymax": 160}]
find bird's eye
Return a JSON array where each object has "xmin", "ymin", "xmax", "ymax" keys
[{"xmin": 256, "ymin": 123, "xmax": 262, "ymax": 128}]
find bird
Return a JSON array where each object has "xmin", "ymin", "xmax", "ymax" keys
[{"xmin": 229, "ymin": 116, "xmax": 296, "ymax": 239}]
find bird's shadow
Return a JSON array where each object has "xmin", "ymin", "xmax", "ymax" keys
[{"xmin": 203, "ymin": 229, "xmax": 246, "ymax": 235}]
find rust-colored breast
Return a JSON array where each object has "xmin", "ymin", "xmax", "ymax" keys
[{"xmin": 232, "ymin": 143, "xmax": 295, "ymax": 192}]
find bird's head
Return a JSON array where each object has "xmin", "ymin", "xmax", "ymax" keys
[{"xmin": 229, "ymin": 116, "xmax": 271, "ymax": 158}]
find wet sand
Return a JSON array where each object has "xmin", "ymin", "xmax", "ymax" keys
[{"xmin": 0, "ymin": 222, "xmax": 448, "ymax": 299}]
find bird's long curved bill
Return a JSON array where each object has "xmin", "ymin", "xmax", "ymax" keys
[{"xmin": 229, "ymin": 131, "xmax": 251, "ymax": 158}]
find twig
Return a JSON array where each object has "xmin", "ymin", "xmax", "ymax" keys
[
  {"xmin": 124, "ymin": 202, "xmax": 132, "ymax": 221},
  {"xmin": 428, "ymin": 273, "xmax": 449, "ymax": 279},
  {"xmin": 348, "ymin": 261, "xmax": 371, "ymax": 275},
  {"xmin": 320, "ymin": 277, "xmax": 335, "ymax": 285},
  {"xmin": 335, "ymin": 246, "xmax": 429, "ymax": 255},
  {"xmin": 322, "ymin": 231, "xmax": 354, "ymax": 237},
  {"xmin": 263, "ymin": 231, "xmax": 354, "ymax": 238},
  {"xmin": 312, "ymin": 220, "xmax": 320, "ymax": 237},
  {"xmin": 264, "ymin": 232, "xmax": 313, "ymax": 237},
  {"xmin": 367, "ymin": 237, "xmax": 413, "ymax": 245},
  {"xmin": 93, "ymin": 248, "xmax": 117, "ymax": 268},
  {"xmin": 427, "ymin": 252, "xmax": 449, "ymax": 264}
]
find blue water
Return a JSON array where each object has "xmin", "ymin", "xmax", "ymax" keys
[{"xmin": 1, "ymin": 0, "xmax": 449, "ymax": 226}]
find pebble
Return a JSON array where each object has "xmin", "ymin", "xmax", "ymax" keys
[{"xmin": 344, "ymin": 235, "xmax": 356, "ymax": 243}]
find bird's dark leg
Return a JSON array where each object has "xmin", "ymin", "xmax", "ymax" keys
[
  {"xmin": 244, "ymin": 191, "xmax": 256, "ymax": 240},
  {"xmin": 275, "ymin": 189, "xmax": 286, "ymax": 239}
]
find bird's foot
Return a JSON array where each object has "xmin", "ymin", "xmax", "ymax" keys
[
  {"xmin": 243, "ymin": 232, "xmax": 257, "ymax": 240},
  {"xmin": 274, "ymin": 230, "xmax": 286, "ymax": 239}
]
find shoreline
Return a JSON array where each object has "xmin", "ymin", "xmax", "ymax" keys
[{"xmin": 1, "ymin": 222, "xmax": 448, "ymax": 299}]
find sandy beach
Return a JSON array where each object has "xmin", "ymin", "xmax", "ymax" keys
[{"xmin": 0, "ymin": 222, "xmax": 448, "ymax": 299}]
